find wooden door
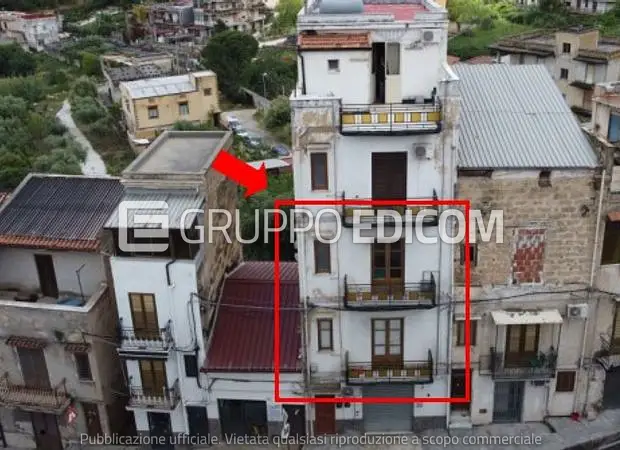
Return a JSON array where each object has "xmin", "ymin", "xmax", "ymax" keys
[
  {"xmin": 372, "ymin": 319, "xmax": 403, "ymax": 370},
  {"xmin": 129, "ymin": 293, "xmax": 159, "ymax": 340},
  {"xmin": 505, "ymin": 325, "xmax": 540, "ymax": 367},
  {"xmin": 139, "ymin": 360, "xmax": 167, "ymax": 396},
  {"xmin": 372, "ymin": 240, "xmax": 404, "ymax": 297},
  {"xmin": 371, "ymin": 153, "xmax": 407, "ymax": 202},
  {"xmin": 17, "ymin": 348, "xmax": 50, "ymax": 388},
  {"xmin": 82, "ymin": 402, "xmax": 103, "ymax": 437},
  {"xmin": 314, "ymin": 396, "xmax": 336, "ymax": 435},
  {"xmin": 450, "ymin": 369, "xmax": 471, "ymax": 411},
  {"xmin": 34, "ymin": 254, "xmax": 58, "ymax": 298},
  {"xmin": 31, "ymin": 413, "xmax": 62, "ymax": 450}
]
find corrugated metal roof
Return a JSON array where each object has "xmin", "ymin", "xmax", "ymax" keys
[
  {"xmin": 0, "ymin": 174, "xmax": 123, "ymax": 252},
  {"xmin": 105, "ymin": 189, "xmax": 204, "ymax": 229},
  {"xmin": 204, "ymin": 261, "xmax": 301, "ymax": 373},
  {"xmin": 121, "ymin": 74, "xmax": 195, "ymax": 99},
  {"xmin": 453, "ymin": 64, "xmax": 599, "ymax": 169}
]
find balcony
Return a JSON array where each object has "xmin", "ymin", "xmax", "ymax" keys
[
  {"xmin": 343, "ymin": 274, "xmax": 436, "ymax": 310},
  {"xmin": 127, "ymin": 379, "xmax": 180, "ymax": 411},
  {"xmin": 340, "ymin": 102, "xmax": 442, "ymax": 135},
  {"xmin": 486, "ymin": 347, "xmax": 557, "ymax": 380},
  {"xmin": 118, "ymin": 319, "xmax": 173, "ymax": 359},
  {"xmin": 0, "ymin": 373, "xmax": 71, "ymax": 414},
  {"xmin": 345, "ymin": 350, "xmax": 433, "ymax": 385},
  {"xmin": 341, "ymin": 190, "xmax": 439, "ymax": 228}
]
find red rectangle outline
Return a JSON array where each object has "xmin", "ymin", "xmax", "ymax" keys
[{"xmin": 273, "ymin": 198, "xmax": 471, "ymax": 404}]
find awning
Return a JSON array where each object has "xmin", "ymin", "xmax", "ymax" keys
[
  {"xmin": 491, "ymin": 309, "xmax": 563, "ymax": 325},
  {"xmin": 65, "ymin": 342, "xmax": 91, "ymax": 353},
  {"xmin": 608, "ymin": 211, "xmax": 620, "ymax": 222}
]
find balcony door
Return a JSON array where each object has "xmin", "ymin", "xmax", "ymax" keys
[
  {"xmin": 372, "ymin": 240, "xmax": 404, "ymax": 297},
  {"xmin": 505, "ymin": 325, "xmax": 540, "ymax": 367},
  {"xmin": 129, "ymin": 293, "xmax": 159, "ymax": 340},
  {"xmin": 139, "ymin": 360, "xmax": 167, "ymax": 397},
  {"xmin": 17, "ymin": 348, "xmax": 50, "ymax": 388},
  {"xmin": 371, "ymin": 319, "xmax": 403, "ymax": 370},
  {"xmin": 371, "ymin": 152, "xmax": 407, "ymax": 204}
]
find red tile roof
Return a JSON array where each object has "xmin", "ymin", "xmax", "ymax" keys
[
  {"xmin": 363, "ymin": 4, "xmax": 425, "ymax": 21},
  {"xmin": 204, "ymin": 261, "xmax": 301, "ymax": 373},
  {"xmin": 0, "ymin": 235, "xmax": 99, "ymax": 252},
  {"xmin": 298, "ymin": 32, "xmax": 371, "ymax": 50}
]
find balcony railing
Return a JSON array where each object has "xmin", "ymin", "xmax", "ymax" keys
[
  {"xmin": 0, "ymin": 373, "xmax": 71, "ymax": 414},
  {"xmin": 345, "ymin": 350, "xmax": 434, "ymax": 385},
  {"xmin": 118, "ymin": 319, "xmax": 173, "ymax": 358},
  {"xmin": 487, "ymin": 347, "xmax": 557, "ymax": 380},
  {"xmin": 340, "ymin": 101, "xmax": 442, "ymax": 135},
  {"xmin": 341, "ymin": 190, "xmax": 439, "ymax": 227},
  {"xmin": 343, "ymin": 274, "xmax": 436, "ymax": 310},
  {"xmin": 127, "ymin": 379, "xmax": 180, "ymax": 410}
]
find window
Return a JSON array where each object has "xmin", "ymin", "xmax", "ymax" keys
[
  {"xmin": 556, "ymin": 371, "xmax": 576, "ymax": 392},
  {"xmin": 593, "ymin": 1, "xmax": 597, "ymax": 11},
  {"xmin": 560, "ymin": 68, "xmax": 569, "ymax": 80},
  {"xmin": 310, "ymin": 152, "xmax": 328, "ymax": 190},
  {"xmin": 203, "ymin": 88, "xmax": 212, "ymax": 96},
  {"xmin": 539, "ymin": 170, "xmax": 552, "ymax": 187},
  {"xmin": 75, "ymin": 353, "xmax": 92, "ymax": 380},
  {"xmin": 386, "ymin": 43, "xmax": 400, "ymax": 75},
  {"xmin": 460, "ymin": 243, "xmax": 478, "ymax": 266},
  {"xmin": 314, "ymin": 240, "xmax": 331, "ymax": 274},
  {"xmin": 327, "ymin": 59, "xmax": 339, "ymax": 72},
  {"xmin": 372, "ymin": 319, "xmax": 402, "ymax": 358},
  {"xmin": 129, "ymin": 293, "xmax": 159, "ymax": 340},
  {"xmin": 562, "ymin": 43, "xmax": 571, "ymax": 54},
  {"xmin": 505, "ymin": 324, "xmax": 540, "ymax": 366},
  {"xmin": 456, "ymin": 320, "xmax": 477, "ymax": 346},
  {"xmin": 184, "ymin": 354, "xmax": 198, "ymax": 378},
  {"xmin": 139, "ymin": 359, "xmax": 166, "ymax": 395},
  {"xmin": 148, "ymin": 106, "xmax": 159, "ymax": 119},
  {"xmin": 601, "ymin": 220, "xmax": 620, "ymax": 265},
  {"xmin": 608, "ymin": 113, "xmax": 620, "ymax": 143},
  {"xmin": 317, "ymin": 319, "xmax": 333, "ymax": 351},
  {"xmin": 178, "ymin": 102, "xmax": 189, "ymax": 115}
]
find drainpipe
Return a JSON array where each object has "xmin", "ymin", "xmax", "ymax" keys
[
  {"xmin": 297, "ymin": 222, "xmax": 313, "ymax": 437},
  {"xmin": 75, "ymin": 264, "xmax": 86, "ymax": 304},
  {"xmin": 299, "ymin": 53, "xmax": 307, "ymax": 96},
  {"xmin": 165, "ymin": 259, "xmax": 177, "ymax": 286},
  {"xmin": 576, "ymin": 168, "xmax": 606, "ymax": 415}
]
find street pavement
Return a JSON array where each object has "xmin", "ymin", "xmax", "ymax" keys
[{"xmin": 228, "ymin": 109, "xmax": 277, "ymax": 146}]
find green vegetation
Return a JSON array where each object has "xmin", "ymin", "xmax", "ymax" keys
[
  {"xmin": 268, "ymin": 0, "xmax": 303, "ymax": 36},
  {"xmin": 68, "ymin": 77, "xmax": 134, "ymax": 175},
  {"xmin": 449, "ymin": 22, "xmax": 533, "ymax": 59},
  {"xmin": 260, "ymin": 96, "xmax": 292, "ymax": 146},
  {"xmin": 245, "ymin": 47, "xmax": 297, "ymax": 99}
]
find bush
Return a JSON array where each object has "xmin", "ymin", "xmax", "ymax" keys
[
  {"xmin": 263, "ymin": 96, "xmax": 291, "ymax": 130},
  {"xmin": 71, "ymin": 76, "xmax": 98, "ymax": 100},
  {"xmin": 72, "ymin": 96, "xmax": 106, "ymax": 124}
]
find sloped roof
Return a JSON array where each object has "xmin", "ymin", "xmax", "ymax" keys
[{"xmin": 453, "ymin": 64, "xmax": 599, "ymax": 169}]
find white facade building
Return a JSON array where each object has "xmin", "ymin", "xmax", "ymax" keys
[
  {"xmin": 291, "ymin": 0, "xmax": 460, "ymax": 433},
  {"xmin": 0, "ymin": 11, "xmax": 61, "ymax": 51}
]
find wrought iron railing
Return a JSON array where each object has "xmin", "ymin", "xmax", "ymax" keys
[
  {"xmin": 0, "ymin": 372, "xmax": 70, "ymax": 413},
  {"xmin": 118, "ymin": 319, "xmax": 173, "ymax": 353},
  {"xmin": 340, "ymin": 100, "xmax": 442, "ymax": 134},
  {"xmin": 128, "ymin": 378, "xmax": 180, "ymax": 410},
  {"xmin": 345, "ymin": 350, "xmax": 433, "ymax": 384},
  {"xmin": 486, "ymin": 347, "xmax": 557, "ymax": 380},
  {"xmin": 343, "ymin": 274, "xmax": 436, "ymax": 309}
]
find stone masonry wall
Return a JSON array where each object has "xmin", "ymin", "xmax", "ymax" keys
[{"xmin": 454, "ymin": 171, "xmax": 599, "ymax": 287}]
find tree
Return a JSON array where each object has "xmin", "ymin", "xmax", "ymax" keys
[
  {"xmin": 263, "ymin": 95, "xmax": 291, "ymax": 129},
  {"xmin": 213, "ymin": 20, "xmax": 228, "ymax": 34},
  {"xmin": 80, "ymin": 52, "xmax": 102, "ymax": 77},
  {"xmin": 0, "ymin": 43, "xmax": 36, "ymax": 78},
  {"xmin": 201, "ymin": 30, "xmax": 259, "ymax": 101},
  {"xmin": 448, "ymin": 0, "xmax": 498, "ymax": 32},
  {"xmin": 270, "ymin": 0, "xmax": 303, "ymax": 35},
  {"xmin": 244, "ymin": 48, "xmax": 297, "ymax": 99}
]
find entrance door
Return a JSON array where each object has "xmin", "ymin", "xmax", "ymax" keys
[
  {"xmin": 363, "ymin": 385, "xmax": 412, "ymax": 432},
  {"xmin": 148, "ymin": 413, "xmax": 172, "ymax": 449},
  {"xmin": 186, "ymin": 406, "xmax": 209, "ymax": 440},
  {"xmin": 450, "ymin": 369, "xmax": 471, "ymax": 411},
  {"xmin": 505, "ymin": 325, "xmax": 540, "ymax": 367},
  {"xmin": 372, "ymin": 240, "xmax": 404, "ymax": 298},
  {"xmin": 314, "ymin": 396, "xmax": 336, "ymax": 435},
  {"xmin": 139, "ymin": 360, "xmax": 167, "ymax": 396},
  {"xmin": 371, "ymin": 318, "xmax": 403, "ymax": 370},
  {"xmin": 493, "ymin": 381, "xmax": 524, "ymax": 423},
  {"xmin": 283, "ymin": 405, "xmax": 306, "ymax": 438},
  {"xmin": 17, "ymin": 348, "xmax": 50, "ymax": 388},
  {"xmin": 34, "ymin": 254, "xmax": 58, "ymax": 298},
  {"xmin": 31, "ymin": 413, "xmax": 62, "ymax": 450},
  {"xmin": 371, "ymin": 43, "xmax": 385, "ymax": 104},
  {"xmin": 82, "ymin": 402, "xmax": 103, "ymax": 437},
  {"xmin": 218, "ymin": 400, "xmax": 268, "ymax": 438}
]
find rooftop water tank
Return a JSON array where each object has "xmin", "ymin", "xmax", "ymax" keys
[{"xmin": 319, "ymin": 0, "xmax": 364, "ymax": 14}]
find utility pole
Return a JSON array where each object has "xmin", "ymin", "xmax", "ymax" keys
[{"xmin": 262, "ymin": 72, "xmax": 267, "ymax": 98}]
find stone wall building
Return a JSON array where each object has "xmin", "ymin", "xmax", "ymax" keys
[{"xmin": 450, "ymin": 64, "xmax": 607, "ymax": 428}]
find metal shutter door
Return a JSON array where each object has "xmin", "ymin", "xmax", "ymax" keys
[{"xmin": 362, "ymin": 384, "xmax": 413, "ymax": 432}]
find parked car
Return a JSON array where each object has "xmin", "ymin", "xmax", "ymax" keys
[
  {"xmin": 245, "ymin": 134, "xmax": 262, "ymax": 148},
  {"xmin": 271, "ymin": 144, "xmax": 290, "ymax": 157},
  {"xmin": 222, "ymin": 113, "xmax": 240, "ymax": 130},
  {"xmin": 235, "ymin": 128, "xmax": 249, "ymax": 139}
]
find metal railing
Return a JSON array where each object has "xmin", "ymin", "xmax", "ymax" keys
[
  {"xmin": 340, "ymin": 100, "xmax": 442, "ymax": 135},
  {"xmin": 128, "ymin": 378, "xmax": 180, "ymax": 410},
  {"xmin": 486, "ymin": 347, "xmax": 557, "ymax": 380},
  {"xmin": 343, "ymin": 274, "xmax": 436, "ymax": 309},
  {"xmin": 345, "ymin": 350, "xmax": 434, "ymax": 385},
  {"xmin": 0, "ymin": 372, "xmax": 70, "ymax": 413},
  {"xmin": 118, "ymin": 319, "xmax": 173, "ymax": 353}
]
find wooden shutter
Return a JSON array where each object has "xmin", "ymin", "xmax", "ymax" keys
[{"xmin": 371, "ymin": 153, "xmax": 407, "ymax": 200}]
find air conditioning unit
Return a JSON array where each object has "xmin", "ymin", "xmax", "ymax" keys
[
  {"xmin": 567, "ymin": 304, "xmax": 588, "ymax": 319},
  {"xmin": 414, "ymin": 145, "xmax": 433, "ymax": 160},
  {"xmin": 422, "ymin": 30, "xmax": 440, "ymax": 44}
]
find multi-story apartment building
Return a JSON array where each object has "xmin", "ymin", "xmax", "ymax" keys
[
  {"xmin": 0, "ymin": 11, "xmax": 61, "ymax": 51},
  {"xmin": 0, "ymin": 174, "xmax": 130, "ymax": 450},
  {"xmin": 103, "ymin": 130, "xmax": 241, "ymax": 441},
  {"xmin": 119, "ymin": 71, "xmax": 220, "ymax": 143},
  {"xmin": 489, "ymin": 27, "xmax": 620, "ymax": 119},
  {"xmin": 585, "ymin": 81, "xmax": 620, "ymax": 410},
  {"xmin": 291, "ymin": 0, "xmax": 460, "ymax": 433},
  {"xmin": 451, "ymin": 64, "xmax": 607, "ymax": 427}
]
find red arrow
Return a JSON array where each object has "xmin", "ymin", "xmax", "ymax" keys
[{"xmin": 211, "ymin": 149, "xmax": 268, "ymax": 198}]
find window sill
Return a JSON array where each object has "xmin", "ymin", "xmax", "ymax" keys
[{"xmin": 78, "ymin": 379, "xmax": 96, "ymax": 384}]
